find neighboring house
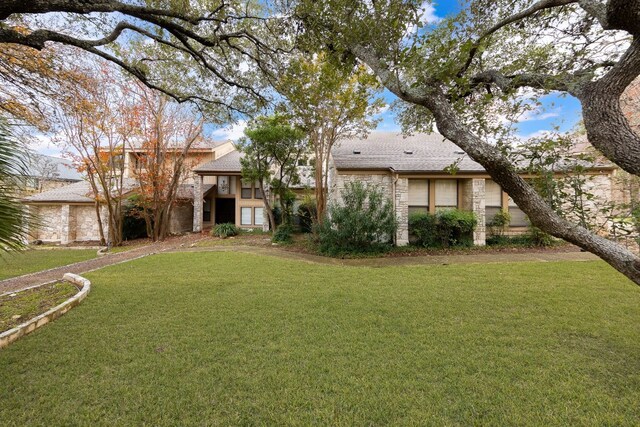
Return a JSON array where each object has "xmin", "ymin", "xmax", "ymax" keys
[
  {"xmin": 191, "ymin": 132, "xmax": 616, "ymax": 246},
  {"xmin": 19, "ymin": 154, "xmax": 82, "ymax": 196},
  {"xmin": 23, "ymin": 140, "xmax": 233, "ymax": 244}
]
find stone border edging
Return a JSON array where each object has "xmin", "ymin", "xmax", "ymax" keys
[{"xmin": 0, "ymin": 273, "xmax": 91, "ymax": 350}]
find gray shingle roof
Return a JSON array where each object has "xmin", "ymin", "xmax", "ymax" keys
[
  {"xmin": 25, "ymin": 154, "xmax": 83, "ymax": 181},
  {"xmin": 126, "ymin": 138, "xmax": 229, "ymax": 151},
  {"xmin": 23, "ymin": 180, "xmax": 97, "ymax": 203},
  {"xmin": 194, "ymin": 150, "xmax": 243, "ymax": 173},
  {"xmin": 331, "ymin": 132, "xmax": 485, "ymax": 173},
  {"xmin": 25, "ymin": 179, "xmax": 213, "ymax": 203}
]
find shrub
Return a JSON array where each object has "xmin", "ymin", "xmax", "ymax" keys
[
  {"xmin": 297, "ymin": 199, "xmax": 317, "ymax": 233},
  {"xmin": 317, "ymin": 181, "xmax": 397, "ymax": 255},
  {"xmin": 272, "ymin": 223, "xmax": 294, "ymax": 243},
  {"xmin": 526, "ymin": 226, "xmax": 555, "ymax": 247},
  {"xmin": 437, "ymin": 209, "xmax": 477, "ymax": 247},
  {"xmin": 211, "ymin": 223, "xmax": 239, "ymax": 239},
  {"xmin": 488, "ymin": 209, "xmax": 511, "ymax": 237},
  {"xmin": 409, "ymin": 209, "xmax": 477, "ymax": 248},
  {"xmin": 409, "ymin": 212, "xmax": 438, "ymax": 247},
  {"xmin": 122, "ymin": 199, "xmax": 147, "ymax": 240}
]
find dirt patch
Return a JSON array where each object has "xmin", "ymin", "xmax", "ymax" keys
[{"xmin": 0, "ymin": 281, "xmax": 80, "ymax": 332}]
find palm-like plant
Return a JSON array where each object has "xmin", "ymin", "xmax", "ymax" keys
[{"xmin": 0, "ymin": 121, "xmax": 29, "ymax": 251}]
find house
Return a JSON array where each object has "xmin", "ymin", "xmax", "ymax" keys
[
  {"xmin": 19, "ymin": 154, "xmax": 82, "ymax": 196},
  {"xmin": 22, "ymin": 133, "xmax": 622, "ymax": 246},
  {"xmin": 191, "ymin": 131, "xmax": 617, "ymax": 246},
  {"xmin": 23, "ymin": 139, "xmax": 234, "ymax": 244}
]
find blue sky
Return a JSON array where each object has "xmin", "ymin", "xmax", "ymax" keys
[
  {"xmin": 36, "ymin": 1, "xmax": 583, "ymax": 155},
  {"xmin": 210, "ymin": 1, "xmax": 583, "ymax": 143},
  {"xmin": 371, "ymin": 1, "xmax": 582, "ymax": 141}
]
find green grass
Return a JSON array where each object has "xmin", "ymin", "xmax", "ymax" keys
[
  {"xmin": 0, "ymin": 281, "xmax": 79, "ymax": 331},
  {"xmin": 0, "ymin": 249, "xmax": 97, "ymax": 281},
  {"xmin": 1, "ymin": 252, "xmax": 639, "ymax": 425}
]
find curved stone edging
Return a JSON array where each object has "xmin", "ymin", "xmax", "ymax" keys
[{"xmin": 0, "ymin": 273, "xmax": 91, "ymax": 350}]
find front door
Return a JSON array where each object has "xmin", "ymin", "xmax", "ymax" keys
[{"xmin": 215, "ymin": 198, "xmax": 235, "ymax": 224}]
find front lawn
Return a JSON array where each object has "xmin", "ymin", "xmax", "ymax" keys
[
  {"xmin": 1, "ymin": 252, "xmax": 639, "ymax": 425},
  {"xmin": 0, "ymin": 249, "xmax": 97, "ymax": 281}
]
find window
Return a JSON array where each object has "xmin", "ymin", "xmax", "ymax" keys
[
  {"xmin": 218, "ymin": 176, "xmax": 230, "ymax": 195},
  {"xmin": 241, "ymin": 180, "xmax": 252, "ymax": 199},
  {"xmin": 241, "ymin": 207, "xmax": 252, "ymax": 225},
  {"xmin": 408, "ymin": 179, "xmax": 429, "ymax": 215},
  {"xmin": 508, "ymin": 197, "xmax": 528, "ymax": 227},
  {"xmin": 435, "ymin": 179, "xmax": 458, "ymax": 211},
  {"xmin": 254, "ymin": 207, "xmax": 264, "ymax": 226},
  {"xmin": 485, "ymin": 180, "xmax": 503, "ymax": 223},
  {"xmin": 254, "ymin": 182, "xmax": 263, "ymax": 199},
  {"xmin": 203, "ymin": 199, "xmax": 211, "ymax": 222}
]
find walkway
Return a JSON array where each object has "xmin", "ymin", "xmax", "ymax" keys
[
  {"xmin": 174, "ymin": 245, "xmax": 600, "ymax": 267},
  {"xmin": 0, "ymin": 234, "xmax": 204, "ymax": 294},
  {"xmin": 2, "ymin": 237, "xmax": 600, "ymax": 294}
]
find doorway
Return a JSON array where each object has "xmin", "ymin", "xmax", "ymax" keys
[{"xmin": 215, "ymin": 198, "xmax": 236, "ymax": 224}]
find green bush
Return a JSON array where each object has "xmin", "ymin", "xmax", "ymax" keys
[
  {"xmin": 122, "ymin": 198, "xmax": 148, "ymax": 240},
  {"xmin": 488, "ymin": 209, "xmax": 511, "ymax": 237},
  {"xmin": 409, "ymin": 209, "xmax": 477, "ymax": 248},
  {"xmin": 211, "ymin": 223, "xmax": 239, "ymax": 239},
  {"xmin": 272, "ymin": 223, "xmax": 294, "ymax": 243},
  {"xmin": 317, "ymin": 181, "xmax": 397, "ymax": 255},
  {"xmin": 297, "ymin": 200, "xmax": 317, "ymax": 233},
  {"xmin": 526, "ymin": 226, "xmax": 555, "ymax": 247},
  {"xmin": 409, "ymin": 213, "xmax": 438, "ymax": 247}
]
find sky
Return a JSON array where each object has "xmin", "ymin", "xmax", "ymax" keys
[
  {"xmin": 209, "ymin": 1, "xmax": 583, "ymax": 144},
  {"xmin": 35, "ymin": 1, "xmax": 583, "ymax": 156}
]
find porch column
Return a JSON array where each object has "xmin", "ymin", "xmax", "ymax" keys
[
  {"xmin": 262, "ymin": 186, "xmax": 271, "ymax": 232},
  {"xmin": 461, "ymin": 179, "xmax": 486, "ymax": 246},
  {"xmin": 193, "ymin": 174, "xmax": 203, "ymax": 233},
  {"xmin": 60, "ymin": 204, "xmax": 72, "ymax": 244},
  {"xmin": 394, "ymin": 176, "xmax": 409, "ymax": 246}
]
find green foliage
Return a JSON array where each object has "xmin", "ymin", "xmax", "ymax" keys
[
  {"xmin": 297, "ymin": 196, "xmax": 317, "ymax": 233},
  {"xmin": 488, "ymin": 209, "xmax": 511, "ymax": 237},
  {"xmin": 272, "ymin": 224, "xmax": 294, "ymax": 244},
  {"xmin": 317, "ymin": 182, "xmax": 396, "ymax": 255},
  {"xmin": 526, "ymin": 226, "xmax": 555, "ymax": 247},
  {"xmin": 0, "ymin": 122, "xmax": 30, "ymax": 252},
  {"xmin": 408, "ymin": 212, "xmax": 438, "ymax": 248},
  {"xmin": 122, "ymin": 198, "xmax": 148, "ymax": 241},
  {"xmin": 409, "ymin": 210, "xmax": 477, "ymax": 248},
  {"xmin": 239, "ymin": 114, "xmax": 308, "ymax": 228},
  {"xmin": 212, "ymin": 223, "xmax": 239, "ymax": 239}
]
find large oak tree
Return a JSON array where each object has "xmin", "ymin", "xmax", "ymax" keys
[{"xmin": 296, "ymin": 0, "xmax": 640, "ymax": 286}]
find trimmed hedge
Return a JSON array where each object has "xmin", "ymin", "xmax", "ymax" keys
[{"xmin": 409, "ymin": 209, "xmax": 477, "ymax": 248}]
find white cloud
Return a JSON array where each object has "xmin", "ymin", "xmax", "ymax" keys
[
  {"xmin": 210, "ymin": 120, "xmax": 248, "ymax": 141},
  {"xmin": 518, "ymin": 107, "xmax": 562, "ymax": 122},
  {"xmin": 28, "ymin": 133, "xmax": 65, "ymax": 156},
  {"xmin": 419, "ymin": 2, "xmax": 441, "ymax": 24}
]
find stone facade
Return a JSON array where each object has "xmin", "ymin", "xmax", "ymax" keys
[
  {"xmin": 192, "ymin": 174, "xmax": 203, "ymax": 232},
  {"xmin": 394, "ymin": 177, "xmax": 409, "ymax": 246},
  {"xmin": 31, "ymin": 205, "xmax": 62, "ymax": 242},
  {"xmin": 459, "ymin": 179, "xmax": 486, "ymax": 246}
]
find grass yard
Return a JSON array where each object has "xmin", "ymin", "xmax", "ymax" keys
[
  {"xmin": 1, "ymin": 252, "xmax": 639, "ymax": 425},
  {"xmin": 0, "ymin": 249, "xmax": 97, "ymax": 281}
]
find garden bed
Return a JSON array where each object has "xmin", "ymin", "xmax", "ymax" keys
[{"xmin": 0, "ymin": 281, "xmax": 80, "ymax": 333}]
